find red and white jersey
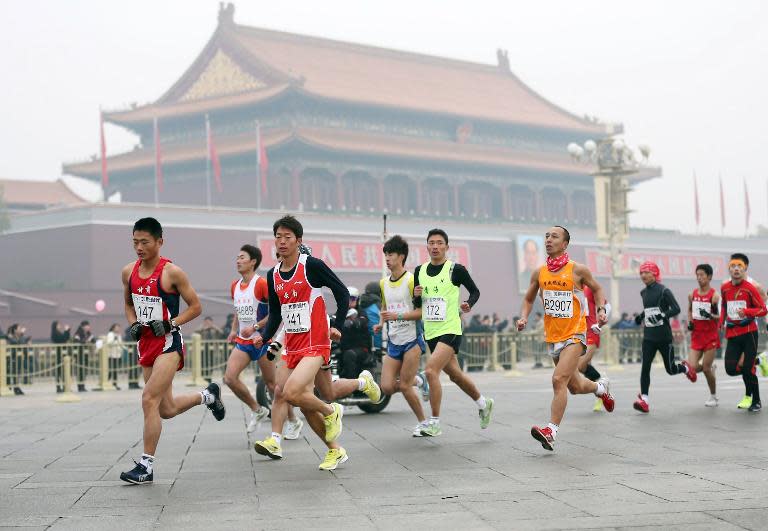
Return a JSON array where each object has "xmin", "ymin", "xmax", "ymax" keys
[
  {"xmin": 273, "ymin": 253, "xmax": 330, "ymax": 356},
  {"xmin": 129, "ymin": 257, "xmax": 181, "ymax": 357},
  {"xmin": 230, "ymin": 275, "xmax": 268, "ymax": 345},
  {"xmin": 690, "ymin": 288, "xmax": 718, "ymax": 335}
]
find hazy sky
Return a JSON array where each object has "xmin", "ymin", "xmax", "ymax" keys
[{"xmin": 1, "ymin": 0, "xmax": 766, "ymax": 236}]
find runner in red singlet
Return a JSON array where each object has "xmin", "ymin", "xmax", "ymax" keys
[
  {"xmin": 119, "ymin": 217, "xmax": 225, "ymax": 484},
  {"xmin": 580, "ymin": 285, "xmax": 611, "ymax": 411},
  {"xmin": 251, "ymin": 216, "xmax": 350, "ymax": 470},
  {"xmin": 687, "ymin": 264, "xmax": 720, "ymax": 407}
]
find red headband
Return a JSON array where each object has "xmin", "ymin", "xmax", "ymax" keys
[{"xmin": 639, "ymin": 261, "xmax": 661, "ymax": 282}]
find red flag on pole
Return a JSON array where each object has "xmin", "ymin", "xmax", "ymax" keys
[
  {"xmin": 99, "ymin": 111, "xmax": 109, "ymax": 189},
  {"xmin": 744, "ymin": 178, "xmax": 751, "ymax": 229},
  {"xmin": 206, "ymin": 115, "xmax": 222, "ymax": 193},
  {"xmin": 256, "ymin": 122, "xmax": 268, "ymax": 196},
  {"xmin": 154, "ymin": 117, "xmax": 164, "ymax": 195},
  {"xmin": 719, "ymin": 175, "xmax": 726, "ymax": 228},
  {"xmin": 693, "ymin": 172, "xmax": 700, "ymax": 228}
]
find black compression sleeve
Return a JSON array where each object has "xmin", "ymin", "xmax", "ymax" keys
[
  {"xmin": 306, "ymin": 256, "xmax": 349, "ymax": 327},
  {"xmin": 412, "ymin": 265, "xmax": 423, "ymax": 308},
  {"xmin": 261, "ymin": 269, "xmax": 283, "ymax": 341},
  {"xmin": 663, "ymin": 288, "xmax": 681, "ymax": 319},
  {"xmin": 452, "ymin": 264, "xmax": 480, "ymax": 308}
]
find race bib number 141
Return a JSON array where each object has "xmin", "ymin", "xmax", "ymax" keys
[{"xmin": 283, "ymin": 302, "xmax": 310, "ymax": 333}]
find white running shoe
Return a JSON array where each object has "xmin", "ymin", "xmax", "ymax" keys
[
  {"xmin": 283, "ymin": 418, "xmax": 304, "ymax": 440},
  {"xmin": 412, "ymin": 421, "xmax": 429, "ymax": 437},
  {"xmin": 247, "ymin": 406, "xmax": 270, "ymax": 433},
  {"xmin": 705, "ymin": 396, "xmax": 719, "ymax": 407}
]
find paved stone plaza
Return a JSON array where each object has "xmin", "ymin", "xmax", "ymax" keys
[{"xmin": 1, "ymin": 364, "xmax": 767, "ymax": 530}]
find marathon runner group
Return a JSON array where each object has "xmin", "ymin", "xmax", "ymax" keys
[{"xmin": 118, "ymin": 216, "xmax": 768, "ymax": 483}]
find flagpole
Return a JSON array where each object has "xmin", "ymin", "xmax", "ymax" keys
[
  {"xmin": 256, "ymin": 120, "xmax": 262, "ymax": 212},
  {"xmin": 153, "ymin": 116, "xmax": 159, "ymax": 207},
  {"xmin": 205, "ymin": 114, "xmax": 212, "ymax": 210}
]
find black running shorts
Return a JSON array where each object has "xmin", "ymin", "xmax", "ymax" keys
[{"xmin": 426, "ymin": 334, "xmax": 462, "ymax": 354}]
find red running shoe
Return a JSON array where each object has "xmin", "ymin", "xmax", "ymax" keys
[
  {"xmin": 597, "ymin": 377, "xmax": 615, "ymax": 412},
  {"xmin": 600, "ymin": 392, "xmax": 615, "ymax": 412},
  {"xmin": 682, "ymin": 360, "xmax": 697, "ymax": 383},
  {"xmin": 531, "ymin": 425, "xmax": 555, "ymax": 451},
  {"xmin": 633, "ymin": 394, "xmax": 649, "ymax": 413}
]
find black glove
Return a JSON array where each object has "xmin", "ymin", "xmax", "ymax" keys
[
  {"xmin": 687, "ymin": 321, "xmax": 694, "ymax": 331},
  {"xmin": 266, "ymin": 340, "xmax": 282, "ymax": 361},
  {"xmin": 698, "ymin": 308, "xmax": 713, "ymax": 320},
  {"xmin": 148, "ymin": 320, "xmax": 173, "ymax": 337},
  {"xmin": 128, "ymin": 321, "xmax": 143, "ymax": 341},
  {"xmin": 646, "ymin": 313, "xmax": 665, "ymax": 326},
  {"xmin": 634, "ymin": 314, "xmax": 643, "ymax": 325}
]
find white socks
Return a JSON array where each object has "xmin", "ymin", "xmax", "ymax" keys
[
  {"xmin": 358, "ymin": 378, "xmax": 366, "ymax": 391},
  {"xmin": 414, "ymin": 374, "xmax": 425, "ymax": 387},
  {"xmin": 475, "ymin": 396, "xmax": 487, "ymax": 409},
  {"xmin": 140, "ymin": 453, "xmax": 155, "ymax": 473},
  {"xmin": 430, "ymin": 416, "xmax": 440, "ymax": 424},
  {"xmin": 641, "ymin": 394, "xmax": 649, "ymax": 403},
  {"xmin": 547, "ymin": 423, "xmax": 559, "ymax": 438},
  {"xmin": 200, "ymin": 389, "xmax": 214, "ymax": 405},
  {"xmin": 595, "ymin": 382, "xmax": 606, "ymax": 397},
  {"xmin": 271, "ymin": 432, "xmax": 282, "ymax": 445}
]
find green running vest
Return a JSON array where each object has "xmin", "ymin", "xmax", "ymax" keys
[{"xmin": 419, "ymin": 260, "xmax": 462, "ymax": 339}]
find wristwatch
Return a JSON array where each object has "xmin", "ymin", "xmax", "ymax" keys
[
  {"xmin": 596, "ymin": 306, "xmax": 606, "ymax": 313},
  {"xmin": 170, "ymin": 319, "xmax": 178, "ymax": 330}
]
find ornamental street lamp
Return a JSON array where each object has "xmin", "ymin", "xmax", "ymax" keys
[{"xmin": 567, "ymin": 137, "xmax": 653, "ymax": 317}]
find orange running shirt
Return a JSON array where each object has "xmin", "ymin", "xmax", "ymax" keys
[{"xmin": 538, "ymin": 261, "xmax": 587, "ymax": 343}]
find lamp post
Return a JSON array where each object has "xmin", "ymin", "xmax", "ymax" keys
[{"xmin": 567, "ymin": 137, "xmax": 652, "ymax": 317}]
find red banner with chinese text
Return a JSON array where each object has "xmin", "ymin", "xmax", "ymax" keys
[
  {"xmin": 585, "ymin": 249, "xmax": 726, "ymax": 279},
  {"xmin": 258, "ymin": 239, "xmax": 471, "ymax": 273}
]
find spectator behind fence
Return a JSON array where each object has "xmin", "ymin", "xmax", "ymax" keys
[
  {"xmin": 105, "ymin": 323, "xmax": 124, "ymax": 390},
  {"xmin": 492, "ymin": 313, "xmax": 510, "ymax": 332},
  {"xmin": 359, "ymin": 281, "xmax": 382, "ymax": 349},
  {"xmin": 6, "ymin": 323, "xmax": 29, "ymax": 395},
  {"xmin": 73, "ymin": 320, "xmax": 95, "ymax": 392},
  {"xmin": 51, "ymin": 320, "xmax": 71, "ymax": 393},
  {"xmin": 123, "ymin": 324, "xmax": 141, "ymax": 390},
  {"xmin": 198, "ymin": 316, "xmax": 223, "ymax": 383},
  {"xmin": 466, "ymin": 315, "xmax": 483, "ymax": 333}
]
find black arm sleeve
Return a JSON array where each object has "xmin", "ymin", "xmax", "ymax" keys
[
  {"xmin": 306, "ymin": 256, "xmax": 349, "ymax": 327},
  {"xmin": 452, "ymin": 264, "xmax": 480, "ymax": 309},
  {"xmin": 412, "ymin": 265, "xmax": 423, "ymax": 308},
  {"xmin": 663, "ymin": 288, "xmax": 681, "ymax": 319},
  {"xmin": 261, "ymin": 269, "xmax": 283, "ymax": 341}
]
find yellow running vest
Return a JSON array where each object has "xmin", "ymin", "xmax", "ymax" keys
[{"xmin": 420, "ymin": 260, "xmax": 462, "ymax": 340}]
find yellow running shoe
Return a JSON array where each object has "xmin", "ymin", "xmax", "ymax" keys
[
  {"xmin": 593, "ymin": 397, "xmax": 604, "ymax": 412},
  {"xmin": 253, "ymin": 436, "xmax": 283, "ymax": 459},
  {"xmin": 318, "ymin": 447, "xmax": 348, "ymax": 471},
  {"xmin": 758, "ymin": 353, "xmax": 768, "ymax": 378},
  {"xmin": 323, "ymin": 403, "xmax": 343, "ymax": 442},
  {"xmin": 359, "ymin": 370, "xmax": 382, "ymax": 403},
  {"xmin": 737, "ymin": 395, "xmax": 753, "ymax": 410}
]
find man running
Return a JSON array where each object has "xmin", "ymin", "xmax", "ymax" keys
[
  {"xmin": 414, "ymin": 228, "xmax": 494, "ymax": 437},
  {"xmin": 374, "ymin": 235, "xmax": 430, "ymax": 436},
  {"xmin": 120, "ymin": 217, "xmax": 225, "ymax": 484},
  {"xmin": 223, "ymin": 244, "xmax": 302, "ymax": 436},
  {"xmin": 580, "ymin": 284, "xmax": 611, "ymax": 412},
  {"xmin": 632, "ymin": 261, "xmax": 697, "ymax": 414},
  {"xmin": 721, "ymin": 253, "xmax": 767, "ymax": 412},
  {"xmin": 517, "ymin": 226, "xmax": 614, "ymax": 451},
  {"xmin": 250, "ymin": 215, "xmax": 349, "ymax": 470},
  {"xmin": 687, "ymin": 263, "xmax": 720, "ymax": 407}
]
